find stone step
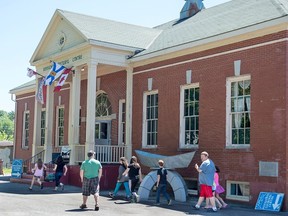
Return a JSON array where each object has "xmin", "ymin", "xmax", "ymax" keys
[{"xmin": 10, "ymin": 176, "xmax": 55, "ymax": 187}]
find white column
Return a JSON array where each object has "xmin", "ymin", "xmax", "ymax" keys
[
  {"xmin": 32, "ymin": 78, "xmax": 42, "ymax": 156},
  {"xmin": 68, "ymin": 67, "xmax": 81, "ymax": 165},
  {"xmin": 125, "ymin": 67, "xmax": 133, "ymax": 159},
  {"xmin": 85, "ymin": 61, "xmax": 98, "ymax": 153},
  {"xmin": 44, "ymin": 85, "xmax": 54, "ymax": 163}
]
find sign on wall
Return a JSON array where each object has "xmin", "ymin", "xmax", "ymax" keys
[
  {"xmin": 255, "ymin": 192, "xmax": 284, "ymax": 212},
  {"xmin": 11, "ymin": 159, "xmax": 23, "ymax": 178}
]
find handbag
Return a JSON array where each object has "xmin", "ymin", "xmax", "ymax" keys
[
  {"xmin": 215, "ymin": 185, "xmax": 225, "ymax": 194},
  {"xmin": 45, "ymin": 173, "xmax": 56, "ymax": 182}
]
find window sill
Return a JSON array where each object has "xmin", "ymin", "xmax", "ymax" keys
[
  {"xmin": 179, "ymin": 145, "xmax": 198, "ymax": 150},
  {"xmin": 226, "ymin": 195, "xmax": 250, "ymax": 202},
  {"xmin": 225, "ymin": 144, "xmax": 250, "ymax": 149},
  {"xmin": 142, "ymin": 145, "xmax": 158, "ymax": 149}
]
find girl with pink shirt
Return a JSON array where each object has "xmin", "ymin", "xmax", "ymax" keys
[
  {"xmin": 29, "ymin": 158, "xmax": 47, "ymax": 190},
  {"xmin": 214, "ymin": 166, "xmax": 228, "ymax": 208}
]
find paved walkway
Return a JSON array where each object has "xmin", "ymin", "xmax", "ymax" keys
[{"xmin": 0, "ymin": 175, "xmax": 286, "ymax": 216}]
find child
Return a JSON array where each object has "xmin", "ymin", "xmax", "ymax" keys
[
  {"xmin": 29, "ymin": 158, "xmax": 47, "ymax": 190},
  {"xmin": 155, "ymin": 160, "xmax": 172, "ymax": 205},
  {"xmin": 214, "ymin": 166, "xmax": 228, "ymax": 208}
]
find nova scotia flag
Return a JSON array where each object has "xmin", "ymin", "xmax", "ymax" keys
[{"xmin": 44, "ymin": 61, "xmax": 66, "ymax": 86}]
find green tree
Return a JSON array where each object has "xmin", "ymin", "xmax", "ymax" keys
[{"xmin": 0, "ymin": 110, "xmax": 14, "ymax": 141}]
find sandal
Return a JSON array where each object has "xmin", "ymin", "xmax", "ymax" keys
[
  {"xmin": 79, "ymin": 204, "xmax": 87, "ymax": 209},
  {"xmin": 95, "ymin": 205, "xmax": 99, "ymax": 211}
]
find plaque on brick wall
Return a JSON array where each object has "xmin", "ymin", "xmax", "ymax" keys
[{"xmin": 259, "ymin": 161, "xmax": 278, "ymax": 177}]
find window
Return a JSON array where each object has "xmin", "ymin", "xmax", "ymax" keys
[
  {"xmin": 226, "ymin": 181, "xmax": 250, "ymax": 201},
  {"xmin": 56, "ymin": 107, "xmax": 64, "ymax": 146},
  {"xmin": 142, "ymin": 91, "xmax": 158, "ymax": 147},
  {"xmin": 226, "ymin": 76, "xmax": 251, "ymax": 147},
  {"xmin": 118, "ymin": 100, "xmax": 126, "ymax": 145},
  {"xmin": 40, "ymin": 110, "xmax": 46, "ymax": 146},
  {"xmin": 22, "ymin": 111, "xmax": 30, "ymax": 148},
  {"xmin": 96, "ymin": 93, "xmax": 112, "ymax": 117},
  {"xmin": 180, "ymin": 84, "xmax": 199, "ymax": 148}
]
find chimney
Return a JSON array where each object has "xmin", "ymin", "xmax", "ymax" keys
[{"xmin": 180, "ymin": 0, "xmax": 205, "ymax": 20}]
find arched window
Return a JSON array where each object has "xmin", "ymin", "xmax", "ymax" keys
[{"xmin": 95, "ymin": 93, "xmax": 112, "ymax": 117}]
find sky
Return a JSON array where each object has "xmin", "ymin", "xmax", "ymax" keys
[{"xmin": 0, "ymin": 0, "xmax": 230, "ymax": 112}]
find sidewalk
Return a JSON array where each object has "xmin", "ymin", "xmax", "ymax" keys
[{"xmin": 0, "ymin": 175, "xmax": 286, "ymax": 216}]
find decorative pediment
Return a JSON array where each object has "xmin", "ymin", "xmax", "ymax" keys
[{"xmin": 30, "ymin": 10, "xmax": 87, "ymax": 64}]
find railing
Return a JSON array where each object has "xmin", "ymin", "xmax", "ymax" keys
[
  {"xmin": 74, "ymin": 144, "xmax": 128, "ymax": 164},
  {"xmin": 22, "ymin": 150, "xmax": 45, "ymax": 174}
]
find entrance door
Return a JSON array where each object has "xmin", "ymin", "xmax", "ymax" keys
[
  {"xmin": 95, "ymin": 121, "xmax": 111, "ymax": 145},
  {"xmin": 95, "ymin": 121, "xmax": 111, "ymax": 162}
]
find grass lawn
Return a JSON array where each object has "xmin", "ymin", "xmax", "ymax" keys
[{"xmin": 3, "ymin": 167, "xmax": 12, "ymax": 175}]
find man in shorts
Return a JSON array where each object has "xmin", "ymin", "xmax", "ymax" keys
[
  {"xmin": 80, "ymin": 150, "xmax": 102, "ymax": 211},
  {"xmin": 194, "ymin": 151, "xmax": 217, "ymax": 212}
]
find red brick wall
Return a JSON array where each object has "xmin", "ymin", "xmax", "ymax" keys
[
  {"xmin": 132, "ymin": 31, "xmax": 287, "ymax": 207},
  {"xmin": 14, "ymin": 93, "xmax": 35, "ymax": 161}
]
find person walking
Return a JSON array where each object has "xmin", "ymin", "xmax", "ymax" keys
[
  {"xmin": 79, "ymin": 150, "xmax": 102, "ymax": 211},
  {"xmin": 194, "ymin": 151, "xmax": 217, "ymax": 212},
  {"xmin": 29, "ymin": 158, "xmax": 47, "ymax": 190},
  {"xmin": 155, "ymin": 160, "xmax": 172, "ymax": 205},
  {"xmin": 214, "ymin": 166, "xmax": 228, "ymax": 208},
  {"xmin": 123, "ymin": 156, "xmax": 142, "ymax": 202},
  {"xmin": 53, "ymin": 155, "xmax": 68, "ymax": 191},
  {"xmin": 109, "ymin": 157, "xmax": 130, "ymax": 200}
]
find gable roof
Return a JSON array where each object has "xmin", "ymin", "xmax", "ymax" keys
[
  {"xmin": 133, "ymin": 0, "xmax": 288, "ymax": 58},
  {"xmin": 9, "ymin": 80, "xmax": 35, "ymax": 94},
  {"xmin": 58, "ymin": 10, "xmax": 162, "ymax": 50}
]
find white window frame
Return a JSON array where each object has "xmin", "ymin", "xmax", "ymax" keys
[
  {"xmin": 40, "ymin": 109, "xmax": 46, "ymax": 146},
  {"xmin": 22, "ymin": 111, "xmax": 30, "ymax": 149},
  {"xmin": 56, "ymin": 106, "xmax": 65, "ymax": 146},
  {"xmin": 142, "ymin": 90, "xmax": 158, "ymax": 148},
  {"xmin": 118, "ymin": 99, "xmax": 126, "ymax": 145},
  {"xmin": 226, "ymin": 180, "xmax": 250, "ymax": 202},
  {"xmin": 226, "ymin": 75, "xmax": 251, "ymax": 148},
  {"xmin": 179, "ymin": 83, "xmax": 200, "ymax": 149}
]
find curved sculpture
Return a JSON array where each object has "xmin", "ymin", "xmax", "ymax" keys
[
  {"xmin": 138, "ymin": 170, "xmax": 188, "ymax": 202},
  {"xmin": 136, "ymin": 150, "xmax": 195, "ymax": 202},
  {"xmin": 135, "ymin": 150, "xmax": 195, "ymax": 169}
]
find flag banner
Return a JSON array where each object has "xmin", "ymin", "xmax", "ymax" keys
[
  {"xmin": 54, "ymin": 68, "xmax": 72, "ymax": 92},
  {"xmin": 27, "ymin": 68, "xmax": 37, "ymax": 77},
  {"xmin": 36, "ymin": 78, "xmax": 46, "ymax": 104},
  {"xmin": 44, "ymin": 61, "xmax": 66, "ymax": 86}
]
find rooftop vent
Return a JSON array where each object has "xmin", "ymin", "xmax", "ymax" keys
[{"xmin": 180, "ymin": 0, "xmax": 205, "ymax": 20}]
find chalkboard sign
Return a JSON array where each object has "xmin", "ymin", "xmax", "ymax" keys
[
  {"xmin": 255, "ymin": 192, "xmax": 284, "ymax": 212},
  {"xmin": 11, "ymin": 159, "xmax": 23, "ymax": 178}
]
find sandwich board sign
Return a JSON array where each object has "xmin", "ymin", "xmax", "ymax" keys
[
  {"xmin": 11, "ymin": 159, "xmax": 23, "ymax": 178},
  {"xmin": 255, "ymin": 192, "xmax": 284, "ymax": 212}
]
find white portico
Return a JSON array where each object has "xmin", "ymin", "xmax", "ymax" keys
[{"xmin": 29, "ymin": 9, "xmax": 160, "ymax": 164}]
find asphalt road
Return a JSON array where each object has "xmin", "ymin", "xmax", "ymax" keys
[{"xmin": 0, "ymin": 175, "xmax": 286, "ymax": 216}]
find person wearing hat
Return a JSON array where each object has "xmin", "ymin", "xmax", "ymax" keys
[
  {"xmin": 79, "ymin": 150, "xmax": 102, "ymax": 211},
  {"xmin": 194, "ymin": 151, "xmax": 217, "ymax": 212}
]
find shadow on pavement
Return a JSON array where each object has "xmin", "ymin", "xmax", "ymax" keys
[{"xmin": 0, "ymin": 174, "xmax": 81, "ymax": 195}]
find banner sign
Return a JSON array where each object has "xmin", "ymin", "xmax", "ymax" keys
[
  {"xmin": 11, "ymin": 159, "xmax": 23, "ymax": 178},
  {"xmin": 255, "ymin": 192, "xmax": 284, "ymax": 212}
]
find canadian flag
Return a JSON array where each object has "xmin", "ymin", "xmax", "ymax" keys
[{"xmin": 54, "ymin": 68, "xmax": 72, "ymax": 92}]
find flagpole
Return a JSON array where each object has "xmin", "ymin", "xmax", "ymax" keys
[{"xmin": 35, "ymin": 72, "xmax": 45, "ymax": 78}]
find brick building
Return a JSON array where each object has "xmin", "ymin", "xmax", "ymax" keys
[{"xmin": 9, "ymin": 0, "xmax": 288, "ymax": 209}]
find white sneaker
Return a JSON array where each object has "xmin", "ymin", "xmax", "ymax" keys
[{"xmin": 135, "ymin": 194, "xmax": 140, "ymax": 203}]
